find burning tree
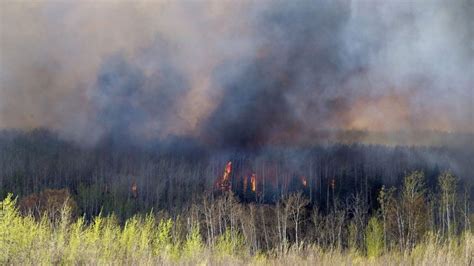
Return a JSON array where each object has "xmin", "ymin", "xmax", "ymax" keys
[
  {"xmin": 215, "ymin": 161, "xmax": 232, "ymax": 192},
  {"xmin": 250, "ymin": 173, "xmax": 257, "ymax": 193}
]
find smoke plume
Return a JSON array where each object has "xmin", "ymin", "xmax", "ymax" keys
[{"xmin": 1, "ymin": 0, "xmax": 473, "ymax": 147}]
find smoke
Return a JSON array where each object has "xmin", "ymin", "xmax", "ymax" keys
[{"xmin": 1, "ymin": 0, "xmax": 472, "ymax": 147}]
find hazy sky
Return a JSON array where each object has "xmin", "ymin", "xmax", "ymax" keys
[{"xmin": 1, "ymin": 0, "xmax": 472, "ymax": 145}]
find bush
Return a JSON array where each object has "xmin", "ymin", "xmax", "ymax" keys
[
  {"xmin": 1, "ymin": 193, "xmax": 473, "ymax": 265},
  {"xmin": 365, "ymin": 217, "xmax": 383, "ymax": 258},
  {"xmin": 215, "ymin": 228, "xmax": 246, "ymax": 258},
  {"xmin": 182, "ymin": 225, "xmax": 203, "ymax": 259}
]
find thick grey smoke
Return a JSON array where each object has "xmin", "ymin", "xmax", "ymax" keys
[{"xmin": 0, "ymin": 0, "xmax": 472, "ymax": 146}]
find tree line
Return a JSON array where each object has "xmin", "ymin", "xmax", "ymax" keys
[
  {"xmin": 0, "ymin": 129, "xmax": 472, "ymax": 221},
  {"xmin": 3, "ymin": 170, "xmax": 472, "ymax": 260}
]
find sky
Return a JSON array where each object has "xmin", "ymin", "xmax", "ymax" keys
[{"xmin": 1, "ymin": 0, "xmax": 473, "ymax": 146}]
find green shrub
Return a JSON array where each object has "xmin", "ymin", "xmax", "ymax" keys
[
  {"xmin": 154, "ymin": 218, "xmax": 174, "ymax": 258},
  {"xmin": 215, "ymin": 228, "xmax": 246, "ymax": 258},
  {"xmin": 365, "ymin": 216, "xmax": 383, "ymax": 258},
  {"xmin": 1, "ymin": 194, "xmax": 473, "ymax": 265},
  {"xmin": 182, "ymin": 225, "xmax": 203, "ymax": 259}
]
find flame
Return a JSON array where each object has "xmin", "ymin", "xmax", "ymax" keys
[
  {"xmin": 301, "ymin": 176, "xmax": 307, "ymax": 187},
  {"xmin": 250, "ymin": 173, "xmax": 257, "ymax": 192},
  {"xmin": 216, "ymin": 161, "xmax": 232, "ymax": 192},
  {"xmin": 223, "ymin": 161, "xmax": 232, "ymax": 182},
  {"xmin": 331, "ymin": 178, "xmax": 335, "ymax": 190},
  {"xmin": 131, "ymin": 181, "xmax": 138, "ymax": 198}
]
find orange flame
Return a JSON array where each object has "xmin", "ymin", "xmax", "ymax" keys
[
  {"xmin": 250, "ymin": 173, "xmax": 257, "ymax": 192},
  {"xmin": 301, "ymin": 176, "xmax": 307, "ymax": 187},
  {"xmin": 216, "ymin": 161, "xmax": 232, "ymax": 192},
  {"xmin": 223, "ymin": 161, "xmax": 232, "ymax": 182}
]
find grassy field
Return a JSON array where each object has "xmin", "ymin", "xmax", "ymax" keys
[{"xmin": 1, "ymin": 194, "xmax": 472, "ymax": 265}]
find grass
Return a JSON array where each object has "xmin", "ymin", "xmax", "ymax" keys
[{"xmin": 1, "ymin": 194, "xmax": 472, "ymax": 265}]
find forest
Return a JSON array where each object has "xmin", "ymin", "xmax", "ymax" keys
[
  {"xmin": 0, "ymin": 129, "xmax": 473, "ymax": 264},
  {"xmin": 2, "ymin": 0, "xmax": 473, "ymax": 264}
]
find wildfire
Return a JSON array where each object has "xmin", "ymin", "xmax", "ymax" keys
[
  {"xmin": 223, "ymin": 161, "xmax": 232, "ymax": 182},
  {"xmin": 250, "ymin": 173, "xmax": 257, "ymax": 192},
  {"xmin": 215, "ymin": 161, "xmax": 232, "ymax": 192},
  {"xmin": 131, "ymin": 181, "xmax": 138, "ymax": 199},
  {"xmin": 301, "ymin": 176, "xmax": 307, "ymax": 187}
]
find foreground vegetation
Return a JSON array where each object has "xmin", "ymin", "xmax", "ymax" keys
[
  {"xmin": 0, "ymin": 194, "xmax": 472, "ymax": 265},
  {"xmin": 1, "ymin": 171, "xmax": 473, "ymax": 265}
]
